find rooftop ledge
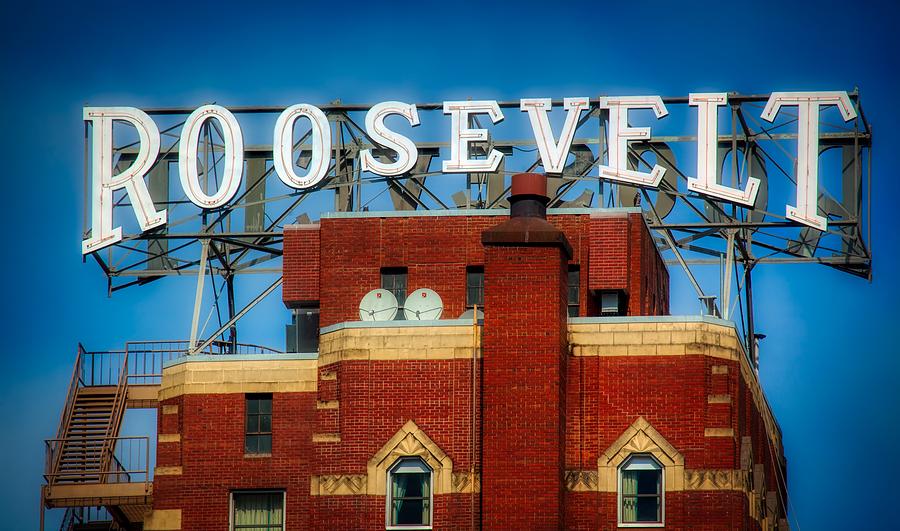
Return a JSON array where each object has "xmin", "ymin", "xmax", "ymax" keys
[
  {"xmin": 161, "ymin": 315, "xmax": 746, "ymax": 369},
  {"xmin": 320, "ymin": 314, "xmax": 746, "ymax": 353}
]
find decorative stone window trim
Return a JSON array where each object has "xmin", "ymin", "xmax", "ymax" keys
[
  {"xmin": 598, "ymin": 416, "xmax": 684, "ymax": 492},
  {"xmin": 367, "ymin": 420, "xmax": 453, "ymax": 496}
]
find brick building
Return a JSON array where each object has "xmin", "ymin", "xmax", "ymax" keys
[{"xmin": 43, "ymin": 173, "xmax": 788, "ymax": 530}]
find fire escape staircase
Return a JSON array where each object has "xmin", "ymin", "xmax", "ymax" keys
[
  {"xmin": 42, "ymin": 340, "xmax": 280, "ymax": 530},
  {"xmin": 42, "ymin": 345, "xmax": 155, "ymax": 531}
]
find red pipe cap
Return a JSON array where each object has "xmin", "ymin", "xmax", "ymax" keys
[{"xmin": 510, "ymin": 173, "xmax": 547, "ymax": 198}]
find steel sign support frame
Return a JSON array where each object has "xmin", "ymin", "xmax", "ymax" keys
[{"xmin": 81, "ymin": 92, "xmax": 873, "ymax": 356}]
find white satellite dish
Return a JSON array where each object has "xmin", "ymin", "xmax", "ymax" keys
[
  {"xmin": 403, "ymin": 288, "xmax": 443, "ymax": 320},
  {"xmin": 359, "ymin": 289, "xmax": 399, "ymax": 321}
]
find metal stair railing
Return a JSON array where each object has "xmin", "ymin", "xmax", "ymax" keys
[
  {"xmin": 46, "ymin": 340, "xmax": 282, "ymax": 486},
  {"xmin": 44, "ymin": 436, "xmax": 149, "ymax": 486},
  {"xmin": 97, "ymin": 354, "xmax": 129, "ymax": 484},
  {"xmin": 47, "ymin": 345, "xmax": 86, "ymax": 486},
  {"xmin": 58, "ymin": 506, "xmax": 121, "ymax": 531}
]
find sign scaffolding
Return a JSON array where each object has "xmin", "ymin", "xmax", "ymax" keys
[{"xmin": 81, "ymin": 91, "xmax": 873, "ymax": 359}]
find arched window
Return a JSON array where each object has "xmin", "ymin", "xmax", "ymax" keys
[
  {"xmin": 618, "ymin": 454, "xmax": 664, "ymax": 527},
  {"xmin": 386, "ymin": 457, "xmax": 433, "ymax": 529}
]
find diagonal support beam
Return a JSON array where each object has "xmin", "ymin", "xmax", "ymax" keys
[{"xmin": 191, "ymin": 277, "xmax": 283, "ymax": 355}]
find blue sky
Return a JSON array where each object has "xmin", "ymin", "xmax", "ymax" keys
[{"xmin": 2, "ymin": 0, "xmax": 898, "ymax": 529}]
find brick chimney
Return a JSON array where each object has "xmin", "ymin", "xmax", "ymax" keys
[{"xmin": 480, "ymin": 173, "xmax": 571, "ymax": 530}]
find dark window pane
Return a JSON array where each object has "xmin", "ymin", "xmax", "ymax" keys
[
  {"xmin": 394, "ymin": 498, "xmax": 424, "ymax": 525},
  {"xmin": 567, "ymin": 267, "xmax": 580, "ymax": 304},
  {"xmin": 636, "ymin": 496, "xmax": 660, "ymax": 522},
  {"xmin": 258, "ymin": 434, "xmax": 272, "ymax": 454},
  {"xmin": 247, "ymin": 415, "xmax": 259, "ymax": 433},
  {"xmin": 636, "ymin": 469, "xmax": 660, "ymax": 495},
  {"xmin": 247, "ymin": 399, "xmax": 259, "ymax": 414},
  {"xmin": 259, "ymin": 414, "xmax": 272, "ymax": 433},
  {"xmin": 466, "ymin": 268, "xmax": 484, "ymax": 307},
  {"xmin": 381, "ymin": 270, "xmax": 407, "ymax": 304},
  {"xmin": 400, "ymin": 473, "xmax": 426, "ymax": 497},
  {"xmin": 245, "ymin": 435, "xmax": 258, "ymax": 454},
  {"xmin": 259, "ymin": 398, "xmax": 272, "ymax": 414}
]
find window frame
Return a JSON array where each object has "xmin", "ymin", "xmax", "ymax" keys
[
  {"xmin": 465, "ymin": 266, "xmax": 484, "ymax": 310},
  {"xmin": 229, "ymin": 489, "xmax": 286, "ymax": 531},
  {"xmin": 385, "ymin": 457, "xmax": 434, "ymax": 531},
  {"xmin": 567, "ymin": 265, "xmax": 580, "ymax": 317},
  {"xmin": 617, "ymin": 454, "xmax": 664, "ymax": 528},
  {"xmin": 381, "ymin": 267, "xmax": 408, "ymax": 319},
  {"xmin": 245, "ymin": 393, "xmax": 273, "ymax": 456}
]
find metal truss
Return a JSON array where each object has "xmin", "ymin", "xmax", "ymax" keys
[{"xmin": 83, "ymin": 92, "xmax": 873, "ymax": 356}]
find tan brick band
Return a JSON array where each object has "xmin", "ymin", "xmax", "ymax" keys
[
  {"xmin": 160, "ymin": 358, "xmax": 318, "ymax": 400},
  {"xmin": 565, "ymin": 468, "xmax": 749, "ymax": 493},
  {"xmin": 569, "ymin": 321, "xmax": 742, "ymax": 360},
  {"xmin": 310, "ymin": 474, "xmax": 367, "ymax": 495},
  {"xmin": 704, "ymin": 427, "xmax": 735, "ymax": 437},
  {"xmin": 308, "ymin": 472, "xmax": 480, "ymax": 495},
  {"xmin": 708, "ymin": 394, "xmax": 732, "ymax": 404},
  {"xmin": 312, "ymin": 433, "xmax": 341, "ymax": 443},
  {"xmin": 158, "ymin": 433, "xmax": 181, "ymax": 443},
  {"xmin": 155, "ymin": 466, "xmax": 183, "ymax": 476},
  {"xmin": 161, "ymin": 405, "xmax": 178, "ymax": 415},
  {"xmin": 144, "ymin": 509, "xmax": 181, "ymax": 530},
  {"xmin": 318, "ymin": 325, "xmax": 481, "ymax": 367}
]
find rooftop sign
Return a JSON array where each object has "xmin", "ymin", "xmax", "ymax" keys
[{"xmin": 83, "ymin": 91, "xmax": 857, "ymax": 254}]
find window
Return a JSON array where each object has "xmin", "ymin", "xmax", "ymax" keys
[
  {"xmin": 466, "ymin": 267, "xmax": 484, "ymax": 309},
  {"xmin": 567, "ymin": 266, "xmax": 580, "ymax": 317},
  {"xmin": 245, "ymin": 394, "xmax": 272, "ymax": 455},
  {"xmin": 381, "ymin": 268, "xmax": 408, "ymax": 319},
  {"xmin": 600, "ymin": 290, "xmax": 627, "ymax": 317},
  {"xmin": 286, "ymin": 307, "xmax": 320, "ymax": 353},
  {"xmin": 386, "ymin": 457, "xmax": 433, "ymax": 529},
  {"xmin": 231, "ymin": 491, "xmax": 284, "ymax": 530},
  {"xmin": 618, "ymin": 455, "xmax": 663, "ymax": 527}
]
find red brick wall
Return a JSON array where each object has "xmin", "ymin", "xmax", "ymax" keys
[
  {"xmin": 283, "ymin": 211, "xmax": 668, "ymax": 325},
  {"xmin": 154, "ymin": 354, "xmax": 783, "ymax": 530},
  {"xmin": 282, "ymin": 224, "xmax": 320, "ymax": 308},
  {"xmin": 310, "ymin": 358, "xmax": 480, "ymax": 529},
  {"xmin": 481, "ymin": 244, "xmax": 569, "ymax": 530},
  {"xmin": 564, "ymin": 353, "xmax": 783, "ymax": 529},
  {"xmin": 154, "ymin": 392, "xmax": 316, "ymax": 530},
  {"xmin": 588, "ymin": 212, "xmax": 669, "ymax": 315}
]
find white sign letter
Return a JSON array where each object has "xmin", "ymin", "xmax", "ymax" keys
[
  {"xmin": 442, "ymin": 100, "xmax": 504, "ymax": 173},
  {"xmin": 598, "ymin": 96, "xmax": 668, "ymax": 187},
  {"xmin": 178, "ymin": 104, "xmax": 244, "ymax": 208},
  {"xmin": 82, "ymin": 107, "xmax": 165, "ymax": 255},
  {"xmin": 274, "ymin": 104, "xmax": 331, "ymax": 188},
  {"xmin": 687, "ymin": 93, "xmax": 761, "ymax": 206},
  {"xmin": 520, "ymin": 97, "xmax": 589, "ymax": 174},
  {"xmin": 360, "ymin": 101, "xmax": 420, "ymax": 176},
  {"xmin": 761, "ymin": 91, "xmax": 856, "ymax": 230}
]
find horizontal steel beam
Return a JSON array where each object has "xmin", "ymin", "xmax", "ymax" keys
[
  {"xmin": 43, "ymin": 483, "xmax": 151, "ymax": 508},
  {"xmin": 666, "ymin": 256, "xmax": 870, "ymax": 266},
  {"xmin": 118, "ymin": 130, "xmax": 870, "ymax": 155},
  {"xmin": 650, "ymin": 220, "xmax": 859, "ymax": 230},
  {"xmin": 131, "ymin": 91, "xmax": 859, "ymax": 115}
]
